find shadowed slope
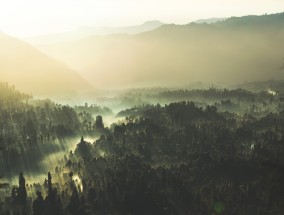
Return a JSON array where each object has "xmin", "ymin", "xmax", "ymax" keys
[{"xmin": 0, "ymin": 33, "xmax": 92, "ymax": 96}]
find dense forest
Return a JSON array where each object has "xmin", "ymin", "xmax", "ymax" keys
[{"xmin": 0, "ymin": 82, "xmax": 284, "ymax": 214}]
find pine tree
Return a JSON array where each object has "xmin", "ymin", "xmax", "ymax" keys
[
  {"xmin": 33, "ymin": 191, "xmax": 45, "ymax": 215},
  {"xmin": 18, "ymin": 172, "xmax": 27, "ymax": 212}
]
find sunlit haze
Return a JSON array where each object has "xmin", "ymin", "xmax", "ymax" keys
[
  {"xmin": 1, "ymin": 0, "xmax": 284, "ymax": 213},
  {"xmin": 0, "ymin": 0, "xmax": 283, "ymax": 37}
]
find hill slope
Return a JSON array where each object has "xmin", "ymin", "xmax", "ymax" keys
[
  {"xmin": 36, "ymin": 13, "xmax": 284, "ymax": 88},
  {"xmin": 0, "ymin": 33, "xmax": 91, "ymax": 96},
  {"xmin": 25, "ymin": 21, "xmax": 164, "ymax": 45}
]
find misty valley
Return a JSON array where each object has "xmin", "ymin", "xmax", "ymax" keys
[
  {"xmin": 1, "ymin": 11, "xmax": 284, "ymax": 215},
  {"xmin": 1, "ymin": 80, "xmax": 284, "ymax": 215}
]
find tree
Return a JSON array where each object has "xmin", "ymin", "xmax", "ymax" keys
[
  {"xmin": 67, "ymin": 187, "xmax": 85, "ymax": 215},
  {"xmin": 18, "ymin": 172, "xmax": 27, "ymax": 213},
  {"xmin": 95, "ymin": 115, "xmax": 104, "ymax": 129},
  {"xmin": 47, "ymin": 172, "xmax": 52, "ymax": 195},
  {"xmin": 33, "ymin": 191, "xmax": 45, "ymax": 215},
  {"xmin": 0, "ymin": 148, "xmax": 8, "ymax": 189},
  {"xmin": 45, "ymin": 172, "xmax": 63, "ymax": 215},
  {"xmin": 75, "ymin": 137, "xmax": 92, "ymax": 161}
]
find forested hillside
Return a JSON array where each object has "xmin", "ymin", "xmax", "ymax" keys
[
  {"xmin": 0, "ymin": 83, "xmax": 107, "ymax": 177},
  {"xmin": 0, "ymin": 83, "xmax": 284, "ymax": 214}
]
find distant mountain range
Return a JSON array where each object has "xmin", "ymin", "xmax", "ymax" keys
[
  {"xmin": 2, "ymin": 13, "xmax": 284, "ymax": 94},
  {"xmin": 193, "ymin": 17, "xmax": 227, "ymax": 24},
  {"xmin": 33, "ymin": 12, "xmax": 284, "ymax": 88},
  {"xmin": 0, "ymin": 33, "xmax": 91, "ymax": 96},
  {"xmin": 24, "ymin": 21, "xmax": 165, "ymax": 45}
]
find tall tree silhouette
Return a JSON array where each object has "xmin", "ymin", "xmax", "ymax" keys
[
  {"xmin": 33, "ymin": 191, "xmax": 45, "ymax": 215},
  {"xmin": 0, "ymin": 148, "xmax": 9, "ymax": 189},
  {"xmin": 44, "ymin": 172, "xmax": 63, "ymax": 215},
  {"xmin": 18, "ymin": 172, "xmax": 27, "ymax": 213}
]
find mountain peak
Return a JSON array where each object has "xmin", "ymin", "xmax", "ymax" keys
[{"xmin": 142, "ymin": 20, "xmax": 164, "ymax": 26}]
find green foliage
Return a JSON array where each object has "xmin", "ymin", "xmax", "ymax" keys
[{"xmin": 213, "ymin": 202, "xmax": 225, "ymax": 214}]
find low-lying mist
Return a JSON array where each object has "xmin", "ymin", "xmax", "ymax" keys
[{"xmin": 1, "ymin": 136, "xmax": 97, "ymax": 182}]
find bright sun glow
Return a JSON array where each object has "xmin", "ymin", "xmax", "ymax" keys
[{"xmin": 0, "ymin": 0, "xmax": 283, "ymax": 37}]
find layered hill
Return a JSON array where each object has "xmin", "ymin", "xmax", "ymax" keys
[
  {"xmin": 35, "ymin": 13, "xmax": 284, "ymax": 88},
  {"xmin": 0, "ymin": 33, "xmax": 91, "ymax": 96},
  {"xmin": 25, "ymin": 21, "xmax": 164, "ymax": 45}
]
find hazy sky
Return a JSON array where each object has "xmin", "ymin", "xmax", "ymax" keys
[{"xmin": 0, "ymin": 0, "xmax": 283, "ymax": 37}]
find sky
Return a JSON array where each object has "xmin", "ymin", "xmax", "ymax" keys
[{"xmin": 0, "ymin": 0, "xmax": 283, "ymax": 37}]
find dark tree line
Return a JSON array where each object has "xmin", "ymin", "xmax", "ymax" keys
[{"xmin": 1, "ymin": 82, "xmax": 284, "ymax": 214}]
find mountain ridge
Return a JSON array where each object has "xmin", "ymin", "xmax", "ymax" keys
[
  {"xmin": 24, "ymin": 20, "xmax": 165, "ymax": 45},
  {"xmin": 0, "ymin": 32, "xmax": 92, "ymax": 97},
  {"xmin": 194, "ymin": 17, "xmax": 227, "ymax": 24},
  {"xmin": 23, "ymin": 12, "xmax": 284, "ymax": 88}
]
